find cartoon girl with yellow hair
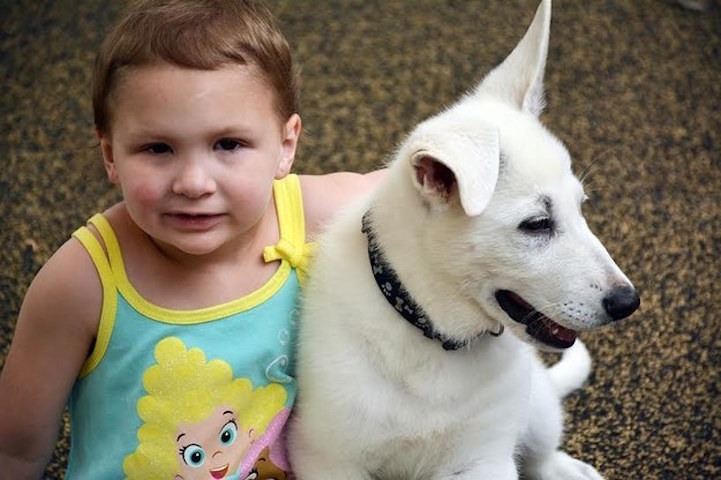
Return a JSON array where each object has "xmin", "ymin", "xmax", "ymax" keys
[{"xmin": 123, "ymin": 337, "xmax": 288, "ymax": 480}]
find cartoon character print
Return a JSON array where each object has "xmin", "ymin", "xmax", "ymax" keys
[
  {"xmin": 244, "ymin": 447, "xmax": 287, "ymax": 480},
  {"xmin": 123, "ymin": 337, "xmax": 287, "ymax": 480}
]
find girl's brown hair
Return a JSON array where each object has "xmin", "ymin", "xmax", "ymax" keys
[{"xmin": 93, "ymin": 0, "xmax": 299, "ymax": 134}]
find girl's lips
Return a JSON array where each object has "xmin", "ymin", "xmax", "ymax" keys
[
  {"xmin": 164, "ymin": 213, "xmax": 225, "ymax": 230},
  {"xmin": 210, "ymin": 464, "xmax": 229, "ymax": 479}
]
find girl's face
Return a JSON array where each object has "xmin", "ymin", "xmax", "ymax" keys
[{"xmin": 100, "ymin": 64, "xmax": 300, "ymax": 259}]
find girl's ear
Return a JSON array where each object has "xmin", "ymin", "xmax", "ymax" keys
[
  {"xmin": 99, "ymin": 133, "xmax": 120, "ymax": 185},
  {"xmin": 276, "ymin": 113, "xmax": 301, "ymax": 179}
]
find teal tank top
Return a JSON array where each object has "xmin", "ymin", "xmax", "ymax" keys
[{"xmin": 66, "ymin": 175, "xmax": 312, "ymax": 480}]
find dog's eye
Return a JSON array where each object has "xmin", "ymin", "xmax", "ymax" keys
[{"xmin": 519, "ymin": 217, "xmax": 553, "ymax": 233}]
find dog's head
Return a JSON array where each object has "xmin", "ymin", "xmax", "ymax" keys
[{"xmin": 397, "ymin": 0, "xmax": 639, "ymax": 350}]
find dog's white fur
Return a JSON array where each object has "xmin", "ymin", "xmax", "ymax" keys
[{"xmin": 289, "ymin": 1, "xmax": 637, "ymax": 478}]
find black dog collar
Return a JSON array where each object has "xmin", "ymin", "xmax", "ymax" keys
[{"xmin": 361, "ymin": 211, "xmax": 494, "ymax": 351}]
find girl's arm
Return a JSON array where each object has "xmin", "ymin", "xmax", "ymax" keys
[
  {"xmin": 0, "ymin": 238, "xmax": 100, "ymax": 478},
  {"xmin": 300, "ymin": 169, "xmax": 386, "ymax": 239}
]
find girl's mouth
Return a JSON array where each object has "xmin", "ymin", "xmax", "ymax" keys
[{"xmin": 165, "ymin": 212, "xmax": 225, "ymax": 230}]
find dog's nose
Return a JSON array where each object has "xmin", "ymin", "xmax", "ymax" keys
[{"xmin": 602, "ymin": 286, "xmax": 640, "ymax": 321}]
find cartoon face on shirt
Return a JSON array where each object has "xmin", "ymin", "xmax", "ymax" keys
[
  {"xmin": 123, "ymin": 338, "xmax": 289, "ymax": 480},
  {"xmin": 174, "ymin": 405, "xmax": 256, "ymax": 480}
]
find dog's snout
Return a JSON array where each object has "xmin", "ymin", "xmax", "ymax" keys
[{"xmin": 602, "ymin": 286, "xmax": 640, "ymax": 321}]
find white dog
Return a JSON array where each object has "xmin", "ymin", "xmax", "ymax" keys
[{"xmin": 288, "ymin": 1, "xmax": 640, "ymax": 478}]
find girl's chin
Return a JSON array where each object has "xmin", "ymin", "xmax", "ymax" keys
[{"xmin": 150, "ymin": 235, "xmax": 229, "ymax": 259}]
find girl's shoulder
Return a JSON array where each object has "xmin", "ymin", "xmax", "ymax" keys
[
  {"xmin": 299, "ymin": 170, "xmax": 385, "ymax": 240},
  {"xmin": 17, "ymin": 229, "xmax": 103, "ymax": 355}
]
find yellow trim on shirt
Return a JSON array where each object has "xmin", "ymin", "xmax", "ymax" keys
[
  {"xmin": 72, "ymin": 226, "xmax": 118, "ymax": 379},
  {"xmin": 82, "ymin": 174, "xmax": 310, "ymax": 323},
  {"xmin": 263, "ymin": 174, "xmax": 315, "ymax": 285},
  {"xmin": 86, "ymin": 216, "xmax": 290, "ymax": 324}
]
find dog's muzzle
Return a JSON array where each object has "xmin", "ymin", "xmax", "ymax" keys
[
  {"xmin": 495, "ymin": 286, "xmax": 640, "ymax": 350},
  {"xmin": 495, "ymin": 290, "xmax": 579, "ymax": 349}
]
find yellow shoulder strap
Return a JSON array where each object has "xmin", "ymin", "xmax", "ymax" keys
[
  {"xmin": 71, "ymin": 219, "xmax": 118, "ymax": 378},
  {"xmin": 263, "ymin": 174, "xmax": 315, "ymax": 284},
  {"xmin": 86, "ymin": 213, "xmax": 124, "ymax": 275}
]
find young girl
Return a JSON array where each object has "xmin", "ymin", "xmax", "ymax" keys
[{"xmin": 0, "ymin": 1, "xmax": 381, "ymax": 478}]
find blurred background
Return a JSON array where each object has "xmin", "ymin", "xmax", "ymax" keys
[{"xmin": 1, "ymin": 0, "xmax": 720, "ymax": 478}]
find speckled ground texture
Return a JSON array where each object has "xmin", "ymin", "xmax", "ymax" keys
[{"xmin": 1, "ymin": 0, "xmax": 719, "ymax": 478}]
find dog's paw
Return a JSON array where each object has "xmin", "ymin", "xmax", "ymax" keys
[{"xmin": 529, "ymin": 451, "xmax": 604, "ymax": 480}]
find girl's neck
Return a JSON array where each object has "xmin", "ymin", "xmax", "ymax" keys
[{"xmin": 107, "ymin": 201, "xmax": 282, "ymax": 310}]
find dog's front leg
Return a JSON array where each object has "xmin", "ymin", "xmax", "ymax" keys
[
  {"xmin": 433, "ymin": 435, "xmax": 519, "ymax": 480},
  {"xmin": 435, "ymin": 457, "xmax": 518, "ymax": 480},
  {"xmin": 525, "ymin": 450, "xmax": 604, "ymax": 480},
  {"xmin": 289, "ymin": 440, "xmax": 371, "ymax": 480},
  {"xmin": 291, "ymin": 455, "xmax": 371, "ymax": 480},
  {"xmin": 520, "ymin": 357, "xmax": 604, "ymax": 480}
]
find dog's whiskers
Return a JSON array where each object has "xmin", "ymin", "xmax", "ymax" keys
[
  {"xmin": 521, "ymin": 301, "xmax": 566, "ymax": 328},
  {"xmin": 577, "ymin": 149, "xmax": 613, "ymax": 187}
]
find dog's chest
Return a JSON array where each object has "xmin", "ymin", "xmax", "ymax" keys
[
  {"xmin": 360, "ymin": 340, "xmax": 532, "ymax": 476},
  {"xmin": 371, "ymin": 333, "xmax": 530, "ymax": 401}
]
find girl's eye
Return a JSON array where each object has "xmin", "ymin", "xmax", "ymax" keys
[
  {"xmin": 219, "ymin": 421, "xmax": 238, "ymax": 446},
  {"xmin": 215, "ymin": 138, "xmax": 245, "ymax": 151},
  {"xmin": 181, "ymin": 444, "xmax": 205, "ymax": 468},
  {"xmin": 145, "ymin": 143, "xmax": 172, "ymax": 154}
]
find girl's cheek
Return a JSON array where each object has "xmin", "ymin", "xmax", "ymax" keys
[{"xmin": 130, "ymin": 181, "xmax": 165, "ymax": 206}]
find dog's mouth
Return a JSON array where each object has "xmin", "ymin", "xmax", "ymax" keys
[{"xmin": 495, "ymin": 290, "xmax": 577, "ymax": 349}]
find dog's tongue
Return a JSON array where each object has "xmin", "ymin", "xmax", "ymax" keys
[{"xmin": 542, "ymin": 317, "xmax": 577, "ymax": 343}]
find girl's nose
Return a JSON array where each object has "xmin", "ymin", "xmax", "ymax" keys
[{"xmin": 171, "ymin": 157, "xmax": 216, "ymax": 198}]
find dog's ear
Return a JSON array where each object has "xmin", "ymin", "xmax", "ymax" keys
[
  {"xmin": 409, "ymin": 125, "xmax": 499, "ymax": 217},
  {"xmin": 475, "ymin": 0, "xmax": 551, "ymax": 117}
]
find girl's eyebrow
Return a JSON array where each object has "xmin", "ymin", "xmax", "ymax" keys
[
  {"xmin": 223, "ymin": 410, "xmax": 233, "ymax": 416},
  {"xmin": 176, "ymin": 432, "xmax": 185, "ymax": 442}
]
